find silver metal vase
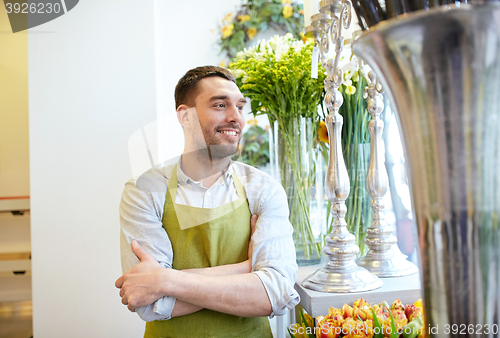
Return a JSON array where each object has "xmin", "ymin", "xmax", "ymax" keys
[{"xmin": 353, "ymin": 4, "xmax": 500, "ymax": 337}]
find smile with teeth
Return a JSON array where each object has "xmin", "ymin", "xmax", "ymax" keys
[{"xmin": 218, "ymin": 130, "xmax": 237, "ymax": 136}]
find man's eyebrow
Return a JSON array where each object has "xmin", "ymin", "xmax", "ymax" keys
[
  {"xmin": 209, "ymin": 95, "xmax": 228, "ymax": 101},
  {"xmin": 209, "ymin": 95, "xmax": 247, "ymax": 104}
]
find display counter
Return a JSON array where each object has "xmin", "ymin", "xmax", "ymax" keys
[{"xmin": 295, "ymin": 264, "xmax": 422, "ymax": 317}]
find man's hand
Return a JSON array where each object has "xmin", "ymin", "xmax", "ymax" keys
[{"xmin": 115, "ymin": 240, "xmax": 167, "ymax": 312}]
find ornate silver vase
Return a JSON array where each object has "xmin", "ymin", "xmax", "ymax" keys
[{"xmin": 353, "ymin": 4, "xmax": 500, "ymax": 337}]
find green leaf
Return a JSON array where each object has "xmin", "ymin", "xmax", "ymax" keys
[
  {"xmin": 371, "ymin": 308, "xmax": 384, "ymax": 338},
  {"xmin": 286, "ymin": 327, "xmax": 297, "ymax": 338},
  {"xmin": 298, "ymin": 308, "xmax": 315, "ymax": 338},
  {"xmin": 388, "ymin": 309, "xmax": 399, "ymax": 338},
  {"xmin": 402, "ymin": 317, "xmax": 424, "ymax": 338},
  {"xmin": 246, "ymin": 142, "xmax": 260, "ymax": 153}
]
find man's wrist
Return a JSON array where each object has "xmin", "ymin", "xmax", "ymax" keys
[{"xmin": 157, "ymin": 267, "xmax": 174, "ymax": 298}]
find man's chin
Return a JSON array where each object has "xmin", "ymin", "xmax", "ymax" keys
[{"xmin": 207, "ymin": 144, "xmax": 239, "ymax": 159}]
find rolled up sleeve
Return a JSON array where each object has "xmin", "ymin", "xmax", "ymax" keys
[
  {"xmin": 249, "ymin": 178, "xmax": 300, "ymax": 318},
  {"xmin": 119, "ymin": 170, "xmax": 176, "ymax": 321}
]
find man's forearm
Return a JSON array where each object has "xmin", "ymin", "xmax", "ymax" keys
[
  {"xmin": 182, "ymin": 260, "xmax": 251, "ymax": 276},
  {"xmin": 170, "ymin": 262, "xmax": 251, "ymax": 318},
  {"xmin": 161, "ymin": 269, "xmax": 272, "ymax": 317},
  {"xmin": 171, "ymin": 299, "xmax": 203, "ymax": 318}
]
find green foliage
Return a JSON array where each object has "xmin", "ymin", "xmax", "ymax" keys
[
  {"xmin": 371, "ymin": 308, "xmax": 385, "ymax": 338},
  {"xmin": 235, "ymin": 125, "xmax": 270, "ymax": 168}
]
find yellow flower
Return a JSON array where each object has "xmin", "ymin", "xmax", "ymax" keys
[
  {"xmin": 303, "ymin": 312, "xmax": 314, "ymax": 328},
  {"xmin": 221, "ymin": 24, "xmax": 234, "ymax": 39},
  {"xmin": 345, "ymin": 84, "xmax": 356, "ymax": 95},
  {"xmin": 282, "ymin": 5, "xmax": 293, "ymax": 19},
  {"xmin": 223, "ymin": 13, "xmax": 232, "ymax": 22},
  {"xmin": 219, "ymin": 59, "xmax": 227, "ymax": 68},
  {"xmin": 318, "ymin": 121, "xmax": 329, "ymax": 143},
  {"xmin": 237, "ymin": 14, "xmax": 250, "ymax": 23},
  {"xmin": 247, "ymin": 27, "xmax": 257, "ymax": 39},
  {"xmin": 281, "ymin": 0, "xmax": 292, "ymax": 4},
  {"xmin": 247, "ymin": 119, "xmax": 258, "ymax": 127},
  {"xmin": 290, "ymin": 323, "xmax": 307, "ymax": 338}
]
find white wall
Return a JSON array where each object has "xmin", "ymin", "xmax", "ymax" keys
[
  {"xmin": 29, "ymin": 1, "xmax": 156, "ymax": 336},
  {"xmin": 154, "ymin": 0, "xmax": 243, "ymax": 164},
  {"xmin": 28, "ymin": 0, "xmax": 251, "ymax": 336}
]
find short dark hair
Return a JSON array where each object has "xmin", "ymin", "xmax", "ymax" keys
[{"xmin": 174, "ymin": 66, "xmax": 236, "ymax": 109}]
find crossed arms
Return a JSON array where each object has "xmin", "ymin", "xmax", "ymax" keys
[{"xmin": 115, "ymin": 215, "xmax": 273, "ymax": 318}]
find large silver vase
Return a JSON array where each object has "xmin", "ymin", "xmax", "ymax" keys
[{"xmin": 353, "ymin": 4, "xmax": 500, "ymax": 337}]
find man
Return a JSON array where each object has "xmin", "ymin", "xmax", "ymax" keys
[{"xmin": 115, "ymin": 66, "xmax": 298, "ymax": 337}]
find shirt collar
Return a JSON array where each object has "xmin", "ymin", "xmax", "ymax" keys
[{"xmin": 176, "ymin": 157, "xmax": 234, "ymax": 187}]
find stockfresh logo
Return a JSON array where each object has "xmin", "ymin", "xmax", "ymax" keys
[{"xmin": 4, "ymin": 0, "xmax": 79, "ymax": 33}]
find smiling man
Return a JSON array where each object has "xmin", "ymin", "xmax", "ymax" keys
[{"xmin": 115, "ymin": 66, "xmax": 299, "ymax": 337}]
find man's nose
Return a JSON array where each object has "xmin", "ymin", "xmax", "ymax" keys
[{"xmin": 226, "ymin": 105, "xmax": 240, "ymax": 122}]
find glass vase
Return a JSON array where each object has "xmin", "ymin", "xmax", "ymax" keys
[
  {"xmin": 270, "ymin": 117, "xmax": 326, "ymax": 266},
  {"xmin": 354, "ymin": 5, "xmax": 500, "ymax": 335},
  {"xmin": 342, "ymin": 143, "xmax": 373, "ymax": 258}
]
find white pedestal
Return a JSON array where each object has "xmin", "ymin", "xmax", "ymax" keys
[{"xmin": 295, "ymin": 264, "xmax": 422, "ymax": 317}]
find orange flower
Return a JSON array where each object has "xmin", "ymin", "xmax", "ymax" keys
[
  {"xmin": 282, "ymin": 5, "xmax": 293, "ymax": 19},
  {"xmin": 391, "ymin": 299, "xmax": 405, "ymax": 313},
  {"xmin": 300, "ymin": 9, "xmax": 304, "ymax": 15},
  {"xmin": 318, "ymin": 120, "xmax": 329, "ymax": 143},
  {"xmin": 405, "ymin": 304, "xmax": 423, "ymax": 322},
  {"xmin": 342, "ymin": 304, "xmax": 353, "ymax": 318},
  {"xmin": 354, "ymin": 298, "xmax": 370, "ymax": 308},
  {"xmin": 342, "ymin": 317, "xmax": 374, "ymax": 338},
  {"xmin": 247, "ymin": 27, "xmax": 257, "ymax": 39},
  {"xmin": 316, "ymin": 315, "xmax": 342, "ymax": 338},
  {"xmin": 299, "ymin": 31, "xmax": 315, "ymax": 43}
]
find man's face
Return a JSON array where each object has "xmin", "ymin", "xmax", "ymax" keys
[{"xmin": 190, "ymin": 77, "xmax": 246, "ymax": 159}]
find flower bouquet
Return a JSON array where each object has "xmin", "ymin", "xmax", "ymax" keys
[
  {"xmin": 218, "ymin": 0, "xmax": 305, "ymax": 60},
  {"xmin": 289, "ymin": 298, "xmax": 425, "ymax": 338},
  {"xmin": 230, "ymin": 34, "xmax": 327, "ymax": 264}
]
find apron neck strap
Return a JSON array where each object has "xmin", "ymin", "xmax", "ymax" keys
[{"xmin": 167, "ymin": 163, "xmax": 246, "ymax": 205}]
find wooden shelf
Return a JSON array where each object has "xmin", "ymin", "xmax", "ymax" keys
[
  {"xmin": 0, "ymin": 253, "xmax": 31, "ymax": 273},
  {"xmin": 0, "ymin": 197, "xmax": 30, "ymax": 213},
  {"xmin": 0, "ymin": 272, "xmax": 32, "ymax": 302},
  {"xmin": 295, "ymin": 263, "xmax": 422, "ymax": 317}
]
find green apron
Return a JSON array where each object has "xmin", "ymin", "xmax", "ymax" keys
[{"xmin": 144, "ymin": 164, "xmax": 272, "ymax": 338}]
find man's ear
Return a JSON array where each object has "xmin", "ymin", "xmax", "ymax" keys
[{"xmin": 177, "ymin": 105, "xmax": 191, "ymax": 128}]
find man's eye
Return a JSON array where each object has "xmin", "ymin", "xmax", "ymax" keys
[{"xmin": 215, "ymin": 103, "xmax": 225, "ymax": 108}]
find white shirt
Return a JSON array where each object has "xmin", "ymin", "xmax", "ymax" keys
[{"xmin": 119, "ymin": 160, "xmax": 299, "ymax": 322}]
